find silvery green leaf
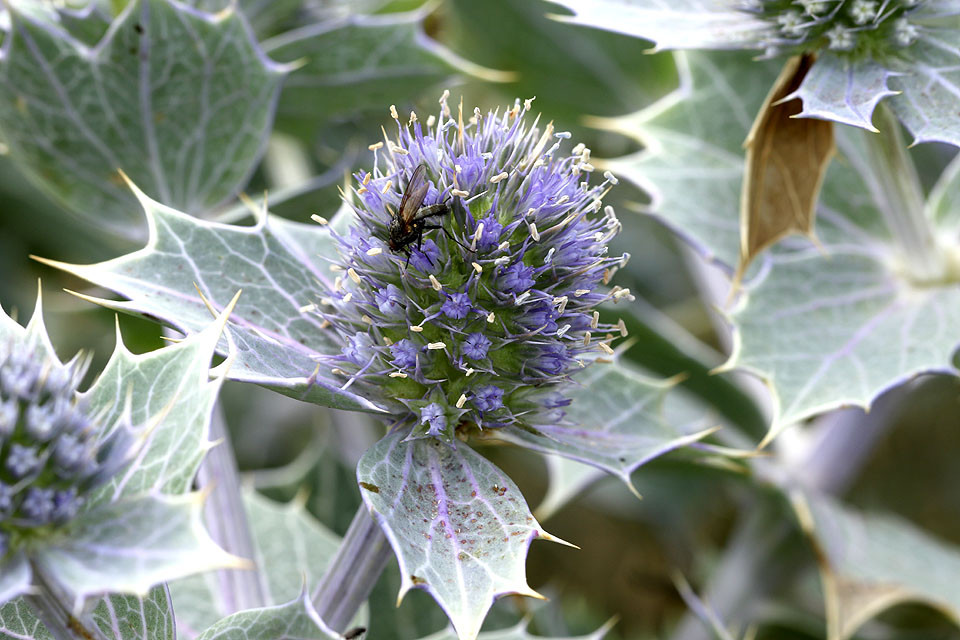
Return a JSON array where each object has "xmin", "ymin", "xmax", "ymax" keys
[
  {"xmin": 604, "ymin": 49, "xmax": 959, "ymax": 442},
  {"xmin": 0, "ymin": 0, "xmax": 286, "ymax": 239},
  {"xmin": 264, "ymin": 9, "xmax": 502, "ymax": 138},
  {"xmin": 419, "ymin": 619, "xmax": 614, "ymax": 640},
  {"xmin": 497, "ymin": 361, "xmax": 716, "ymax": 491},
  {"xmin": 0, "ymin": 553, "xmax": 31, "ymax": 607},
  {"xmin": 546, "ymin": 0, "xmax": 768, "ymax": 51},
  {"xmin": 35, "ymin": 492, "xmax": 244, "ymax": 611},
  {"xmin": 796, "ymin": 493, "xmax": 960, "ymax": 639},
  {"xmin": 0, "ymin": 596, "xmax": 49, "ymax": 640},
  {"xmin": 888, "ymin": 28, "xmax": 960, "ymax": 147},
  {"xmin": 186, "ymin": 0, "xmax": 303, "ymax": 39},
  {"xmin": 357, "ymin": 430, "xmax": 564, "ymax": 640},
  {"xmin": 195, "ymin": 591, "xmax": 338, "ymax": 640},
  {"xmin": 0, "ymin": 287, "xmax": 61, "ymax": 363},
  {"xmin": 788, "ymin": 54, "xmax": 898, "ymax": 132},
  {"xmin": 82, "ymin": 294, "xmax": 234, "ymax": 505},
  {"xmin": 40, "ymin": 180, "xmax": 382, "ymax": 413},
  {"xmin": 170, "ymin": 490, "xmax": 348, "ymax": 638},
  {"xmin": 600, "ymin": 50, "xmax": 782, "ymax": 268},
  {"xmin": 90, "ymin": 587, "xmax": 176, "ymax": 640}
]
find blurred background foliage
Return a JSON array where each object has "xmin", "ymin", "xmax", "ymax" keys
[{"xmin": 1, "ymin": 0, "xmax": 958, "ymax": 638}]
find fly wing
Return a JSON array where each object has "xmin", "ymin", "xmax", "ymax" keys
[{"xmin": 397, "ymin": 164, "xmax": 430, "ymax": 224}]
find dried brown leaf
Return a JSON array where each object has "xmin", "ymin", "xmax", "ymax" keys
[{"xmin": 736, "ymin": 54, "xmax": 835, "ymax": 285}]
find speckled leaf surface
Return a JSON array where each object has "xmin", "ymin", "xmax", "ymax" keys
[
  {"xmin": 496, "ymin": 361, "xmax": 715, "ymax": 489},
  {"xmin": 547, "ymin": 0, "xmax": 768, "ymax": 51},
  {"xmin": 357, "ymin": 430, "xmax": 558, "ymax": 640},
  {"xmin": 0, "ymin": 595, "xmax": 51, "ymax": 640},
  {"xmin": 194, "ymin": 591, "xmax": 338, "ymax": 640},
  {"xmin": 0, "ymin": 0, "xmax": 286, "ymax": 239},
  {"xmin": 797, "ymin": 493, "xmax": 960, "ymax": 639},
  {"xmin": 43, "ymin": 182, "xmax": 381, "ymax": 413},
  {"xmin": 90, "ymin": 587, "xmax": 177, "ymax": 640}
]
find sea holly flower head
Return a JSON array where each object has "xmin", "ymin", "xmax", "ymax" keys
[
  {"xmin": 312, "ymin": 93, "xmax": 632, "ymax": 440},
  {"xmin": 0, "ymin": 341, "xmax": 135, "ymax": 558},
  {"xmin": 748, "ymin": 0, "xmax": 926, "ymax": 57}
]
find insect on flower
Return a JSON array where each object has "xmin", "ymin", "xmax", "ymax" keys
[{"xmin": 388, "ymin": 163, "xmax": 467, "ymax": 270}]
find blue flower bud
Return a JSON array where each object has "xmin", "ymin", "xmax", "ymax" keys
[
  {"xmin": 462, "ymin": 333, "xmax": 492, "ymax": 361},
  {"xmin": 473, "ymin": 385, "xmax": 504, "ymax": 413},
  {"xmin": 441, "ymin": 292, "xmax": 472, "ymax": 320},
  {"xmin": 420, "ymin": 403, "xmax": 447, "ymax": 437}
]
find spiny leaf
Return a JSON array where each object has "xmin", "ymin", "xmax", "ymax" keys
[
  {"xmin": 37, "ymin": 492, "xmax": 246, "ymax": 611},
  {"xmin": 90, "ymin": 587, "xmax": 177, "ymax": 640},
  {"xmin": 495, "ymin": 361, "xmax": 716, "ymax": 493},
  {"xmin": 39, "ymin": 180, "xmax": 382, "ymax": 413},
  {"xmin": 795, "ymin": 492, "xmax": 960, "ymax": 640},
  {"xmin": 546, "ymin": 0, "xmax": 768, "ymax": 51},
  {"xmin": 357, "ymin": 430, "xmax": 560, "ymax": 640},
  {"xmin": 736, "ymin": 53, "xmax": 834, "ymax": 284},
  {"xmin": 195, "ymin": 591, "xmax": 338, "ymax": 640},
  {"xmin": 419, "ymin": 618, "xmax": 615, "ymax": 640},
  {"xmin": 0, "ymin": 0, "xmax": 286, "ymax": 239}
]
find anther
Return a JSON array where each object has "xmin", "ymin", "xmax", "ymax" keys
[
  {"xmin": 311, "ymin": 214, "xmax": 328, "ymax": 225},
  {"xmin": 427, "ymin": 342, "xmax": 446, "ymax": 350},
  {"xmin": 429, "ymin": 275, "xmax": 442, "ymax": 291},
  {"xmin": 591, "ymin": 311, "xmax": 599, "ymax": 329},
  {"xmin": 490, "ymin": 172, "xmax": 508, "ymax": 184},
  {"xmin": 298, "ymin": 303, "xmax": 317, "ymax": 313},
  {"xmin": 472, "ymin": 262, "xmax": 483, "ymax": 274},
  {"xmin": 347, "ymin": 268, "xmax": 361, "ymax": 284},
  {"xmin": 390, "ymin": 104, "xmax": 399, "ymax": 120},
  {"xmin": 366, "ymin": 248, "xmax": 383, "ymax": 256},
  {"xmin": 456, "ymin": 394, "xmax": 467, "ymax": 409}
]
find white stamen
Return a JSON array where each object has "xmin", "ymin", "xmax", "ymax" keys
[
  {"xmin": 613, "ymin": 288, "xmax": 633, "ymax": 302},
  {"xmin": 410, "ymin": 325, "xmax": 423, "ymax": 333},
  {"xmin": 427, "ymin": 342, "xmax": 446, "ymax": 350},
  {"xmin": 368, "ymin": 142, "xmax": 383, "ymax": 151},
  {"xmin": 553, "ymin": 296, "xmax": 568, "ymax": 314},
  {"xmin": 515, "ymin": 291, "xmax": 531, "ymax": 305},
  {"xmin": 366, "ymin": 247, "xmax": 383, "ymax": 256},
  {"xmin": 389, "ymin": 104, "xmax": 399, "ymax": 119},
  {"xmin": 320, "ymin": 319, "xmax": 331, "ymax": 329},
  {"xmin": 603, "ymin": 170, "xmax": 619, "ymax": 185},
  {"xmin": 556, "ymin": 324, "xmax": 571, "ymax": 338},
  {"xmin": 490, "ymin": 172, "xmax": 509, "ymax": 184},
  {"xmin": 617, "ymin": 319, "xmax": 628, "ymax": 337},
  {"xmin": 381, "ymin": 180, "xmax": 392, "ymax": 195},
  {"xmin": 311, "ymin": 214, "xmax": 328, "ymax": 225},
  {"xmin": 544, "ymin": 247, "xmax": 555, "ymax": 264},
  {"xmin": 486, "ymin": 312, "xmax": 495, "ymax": 323},
  {"xmin": 363, "ymin": 173, "xmax": 372, "ymax": 185},
  {"xmin": 591, "ymin": 311, "xmax": 599, "ymax": 329},
  {"xmin": 529, "ymin": 223, "xmax": 540, "ymax": 241},
  {"xmin": 331, "ymin": 368, "xmax": 347, "ymax": 376},
  {"xmin": 493, "ymin": 256, "xmax": 510, "ymax": 266},
  {"xmin": 451, "ymin": 189, "xmax": 469, "ymax": 197},
  {"xmin": 598, "ymin": 343, "xmax": 614, "ymax": 355},
  {"xmin": 298, "ymin": 303, "xmax": 317, "ymax": 313},
  {"xmin": 456, "ymin": 394, "xmax": 467, "ymax": 408},
  {"xmin": 389, "ymin": 372, "xmax": 408, "ymax": 378},
  {"xmin": 498, "ymin": 241, "xmax": 510, "ymax": 252},
  {"xmin": 554, "ymin": 131, "xmax": 571, "ymax": 139},
  {"xmin": 523, "ymin": 96, "xmax": 535, "ymax": 110},
  {"xmin": 361, "ymin": 315, "xmax": 373, "ymax": 324},
  {"xmin": 574, "ymin": 289, "xmax": 590, "ymax": 297},
  {"xmin": 472, "ymin": 262, "xmax": 483, "ymax": 274},
  {"xmin": 347, "ymin": 268, "xmax": 361, "ymax": 284},
  {"xmin": 333, "ymin": 276, "xmax": 344, "ymax": 291},
  {"xmin": 429, "ymin": 275, "xmax": 442, "ymax": 291},
  {"xmin": 426, "ymin": 115, "xmax": 436, "ymax": 127},
  {"xmin": 465, "ymin": 368, "xmax": 475, "ymax": 376},
  {"xmin": 409, "ymin": 110, "xmax": 417, "ymax": 124},
  {"xmin": 583, "ymin": 332, "xmax": 592, "ymax": 346},
  {"xmin": 342, "ymin": 292, "xmax": 353, "ymax": 303}
]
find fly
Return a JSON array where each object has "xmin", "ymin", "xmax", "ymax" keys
[{"xmin": 388, "ymin": 164, "xmax": 467, "ymax": 271}]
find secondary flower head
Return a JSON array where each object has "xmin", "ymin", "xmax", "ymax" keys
[
  {"xmin": 749, "ymin": 0, "xmax": 926, "ymax": 56},
  {"xmin": 314, "ymin": 94, "xmax": 632, "ymax": 439},
  {"xmin": 0, "ymin": 341, "xmax": 132, "ymax": 558}
]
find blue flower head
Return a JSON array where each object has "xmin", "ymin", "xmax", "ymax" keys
[
  {"xmin": 0, "ymin": 341, "xmax": 136, "ymax": 554},
  {"xmin": 312, "ymin": 94, "xmax": 632, "ymax": 439}
]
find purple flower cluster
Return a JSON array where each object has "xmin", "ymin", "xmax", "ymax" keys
[
  {"xmin": 312, "ymin": 94, "xmax": 632, "ymax": 439},
  {"xmin": 0, "ymin": 341, "xmax": 131, "ymax": 557}
]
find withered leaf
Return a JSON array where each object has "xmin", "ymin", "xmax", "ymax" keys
[{"xmin": 736, "ymin": 54, "xmax": 835, "ymax": 285}]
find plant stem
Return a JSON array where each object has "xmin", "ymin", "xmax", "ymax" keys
[
  {"xmin": 24, "ymin": 562, "xmax": 109, "ymax": 640},
  {"xmin": 312, "ymin": 504, "xmax": 393, "ymax": 633},
  {"xmin": 859, "ymin": 103, "xmax": 942, "ymax": 281},
  {"xmin": 196, "ymin": 403, "xmax": 266, "ymax": 614}
]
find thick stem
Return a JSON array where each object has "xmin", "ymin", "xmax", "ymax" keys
[
  {"xmin": 312, "ymin": 504, "xmax": 393, "ymax": 633},
  {"xmin": 24, "ymin": 562, "xmax": 109, "ymax": 640},
  {"xmin": 860, "ymin": 103, "xmax": 942, "ymax": 281},
  {"xmin": 196, "ymin": 403, "xmax": 266, "ymax": 614}
]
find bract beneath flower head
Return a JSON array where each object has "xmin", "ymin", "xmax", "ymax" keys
[{"xmin": 312, "ymin": 94, "xmax": 633, "ymax": 440}]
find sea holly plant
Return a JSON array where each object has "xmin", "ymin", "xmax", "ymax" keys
[
  {"xmin": 47, "ymin": 94, "xmax": 717, "ymax": 638},
  {"xmin": 549, "ymin": 0, "xmax": 960, "ymax": 146},
  {"xmin": 0, "ymin": 289, "xmax": 243, "ymax": 639}
]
